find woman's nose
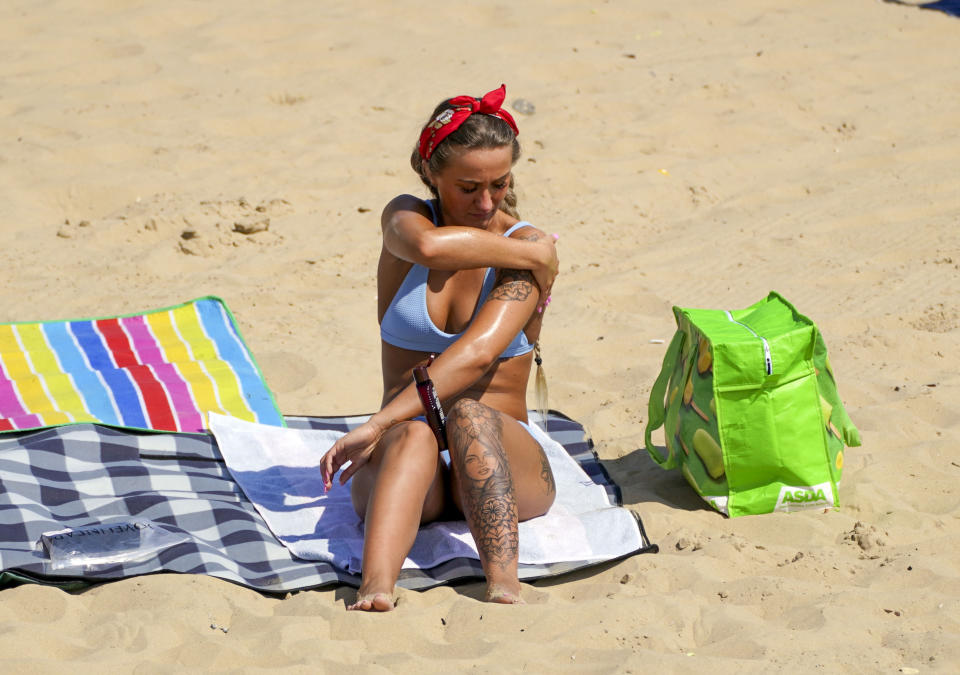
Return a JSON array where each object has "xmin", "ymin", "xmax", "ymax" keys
[{"xmin": 476, "ymin": 190, "xmax": 494, "ymax": 210}]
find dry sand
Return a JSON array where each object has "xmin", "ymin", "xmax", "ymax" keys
[{"xmin": 1, "ymin": 0, "xmax": 958, "ymax": 672}]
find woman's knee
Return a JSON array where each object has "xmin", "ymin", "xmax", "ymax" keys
[
  {"xmin": 350, "ymin": 419, "xmax": 439, "ymax": 518},
  {"xmin": 445, "ymin": 398, "xmax": 502, "ymax": 456},
  {"xmin": 370, "ymin": 419, "xmax": 438, "ymax": 466},
  {"xmin": 446, "ymin": 397, "xmax": 486, "ymax": 428}
]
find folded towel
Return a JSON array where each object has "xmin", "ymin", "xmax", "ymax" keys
[{"xmin": 210, "ymin": 413, "xmax": 644, "ymax": 573}]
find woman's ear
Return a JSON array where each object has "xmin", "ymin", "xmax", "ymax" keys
[{"xmin": 422, "ymin": 161, "xmax": 436, "ymax": 188}]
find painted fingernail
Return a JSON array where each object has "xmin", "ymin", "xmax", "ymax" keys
[{"xmin": 552, "ymin": 233, "xmax": 559, "ymax": 240}]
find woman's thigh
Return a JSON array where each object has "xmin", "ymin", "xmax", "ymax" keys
[
  {"xmin": 497, "ymin": 413, "xmax": 556, "ymax": 521},
  {"xmin": 349, "ymin": 420, "xmax": 450, "ymax": 523},
  {"xmin": 447, "ymin": 401, "xmax": 556, "ymax": 521}
]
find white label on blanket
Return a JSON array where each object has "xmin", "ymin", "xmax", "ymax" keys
[{"xmin": 774, "ymin": 482, "xmax": 834, "ymax": 512}]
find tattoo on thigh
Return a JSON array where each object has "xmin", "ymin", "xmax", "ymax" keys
[
  {"xmin": 450, "ymin": 401, "xmax": 519, "ymax": 570},
  {"xmin": 538, "ymin": 445, "xmax": 556, "ymax": 496},
  {"xmin": 491, "ymin": 269, "xmax": 535, "ymax": 302}
]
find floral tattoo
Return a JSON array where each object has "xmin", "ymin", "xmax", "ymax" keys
[{"xmin": 449, "ymin": 400, "xmax": 519, "ymax": 571}]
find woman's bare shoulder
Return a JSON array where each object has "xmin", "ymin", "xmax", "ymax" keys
[
  {"xmin": 506, "ymin": 221, "xmax": 547, "ymax": 242},
  {"xmin": 382, "ymin": 194, "xmax": 432, "ymax": 225}
]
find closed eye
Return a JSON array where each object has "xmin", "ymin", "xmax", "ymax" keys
[{"xmin": 460, "ymin": 183, "xmax": 507, "ymax": 193}]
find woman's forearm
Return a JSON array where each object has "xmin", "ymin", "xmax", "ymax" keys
[
  {"xmin": 385, "ymin": 218, "xmax": 552, "ymax": 272},
  {"xmin": 370, "ymin": 343, "xmax": 493, "ymax": 432},
  {"xmin": 417, "ymin": 226, "xmax": 548, "ymax": 271}
]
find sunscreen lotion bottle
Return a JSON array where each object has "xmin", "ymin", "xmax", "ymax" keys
[{"xmin": 413, "ymin": 364, "xmax": 447, "ymax": 451}]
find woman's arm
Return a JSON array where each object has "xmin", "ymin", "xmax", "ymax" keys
[
  {"xmin": 320, "ymin": 261, "xmax": 541, "ymax": 489},
  {"xmin": 382, "ymin": 195, "xmax": 558, "ymax": 295},
  {"xmin": 376, "ymin": 266, "xmax": 539, "ymax": 424}
]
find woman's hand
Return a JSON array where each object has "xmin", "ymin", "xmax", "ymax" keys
[
  {"xmin": 320, "ymin": 417, "xmax": 388, "ymax": 491},
  {"xmin": 531, "ymin": 232, "xmax": 559, "ymax": 312}
]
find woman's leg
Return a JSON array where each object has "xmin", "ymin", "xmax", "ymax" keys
[
  {"xmin": 445, "ymin": 399, "xmax": 556, "ymax": 604},
  {"xmin": 348, "ymin": 420, "xmax": 448, "ymax": 611}
]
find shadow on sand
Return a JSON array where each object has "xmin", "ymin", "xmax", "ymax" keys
[{"xmin": 599, "ymin": 443, "xmax": 715, "ymax": 514}]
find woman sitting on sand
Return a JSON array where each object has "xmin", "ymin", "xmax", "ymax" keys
[{"xmin": 320, "ymin": 85, "xmax": 559, "ymax": 611}]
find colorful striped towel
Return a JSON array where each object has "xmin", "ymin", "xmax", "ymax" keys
[{"xmin": 0, "ymin": 296, "xmax": 283, "ymax": 434}]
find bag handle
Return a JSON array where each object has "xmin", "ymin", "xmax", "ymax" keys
[
  {"xmin": 814, "ymin": 329, "xmax": 862, "ymax": 448},
  {"xmin": 644, "ymin": 330, "xmax": 685, "ymax": 469}
]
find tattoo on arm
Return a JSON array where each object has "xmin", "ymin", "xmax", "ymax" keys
[
  {"xmin": 513, "ymin": 229, "xmax": 544, "ymax": 242},
  {"xmin": 490, "ymin": 269, "xmax": 535, "ymax": 303},
  {"xmin": 449, "ymin": 400, "xmax": 519, "ymax": 571}
]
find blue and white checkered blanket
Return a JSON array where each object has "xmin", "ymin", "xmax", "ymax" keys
[{"xmin": 0, "ymin": 412, "xmax": 654, "ymax": 593}]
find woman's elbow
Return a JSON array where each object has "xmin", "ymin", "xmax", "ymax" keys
[
  {"xmin": 415, "ymin": 235, "xmax": 443, "ymax": 266},
  {"xmin": 461, "ymin": 341, "xmax": 501, "ymax": 375},
  {"xmin": 384, "ymin": 223, "xmax": 439, "ymax": 266}
]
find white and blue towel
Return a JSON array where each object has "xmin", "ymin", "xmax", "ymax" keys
[{"xmin": 209, "ymin": 413, "xmax": 645, "ymax": 574}]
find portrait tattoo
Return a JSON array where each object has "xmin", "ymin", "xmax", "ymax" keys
[{"xmin": 449, "ymin": 400, "xmax": 519, "ymax": 570}]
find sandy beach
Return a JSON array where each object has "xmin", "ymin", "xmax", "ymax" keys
[{"xmin": 1, "ymin": 0, "xmax": 958, "ymax": 671}]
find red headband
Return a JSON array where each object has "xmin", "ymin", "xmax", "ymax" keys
[{"xmin": 417, "ymin": 84, "xmax": 520, "ymax": 160}]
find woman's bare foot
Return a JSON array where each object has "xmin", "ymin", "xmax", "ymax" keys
[
  {"xmin": 348, "ymin": 591, "xmax": 396, "ymax": 611},
  {"xmin": 485, "ymin": 584, "xmax": 525, "ymax": 605}
]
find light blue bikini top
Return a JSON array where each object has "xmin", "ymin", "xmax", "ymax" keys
[{"xmin": 379, "ymin": 200, "xmax": 535, "ymax": 358}]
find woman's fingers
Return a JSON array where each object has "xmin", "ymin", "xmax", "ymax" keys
[
  {"xmin": 338, "ymin": 454, "xmax": 369, "ymax": 484},
  {"xmin": 537, "ymin": 233, "xmax": 558, "ymax": 313},
  {"xmin": 536, "ymin": 279, "xmax": 552, "ymax": 313},
  {"xmin": 321, "ymin": 444, "xmax": 342, "ymax": 490},
  {"xmin": 548, "ymin": 234, "xmax": 559, "ymax": 275},
  {"xmin": 541, "ymin": 233, "xmax": 560, "ymax": 299},
  {"xmin": 536, "ymin": 273, "xmax": 555, "ymax": 314},
  {"xmin": 322, "ymin": 441, "xmax": 371, "ymax": 487},
  {"xmin": 321, "ymin": 420, "xmax": 385, "ymax": 489}
]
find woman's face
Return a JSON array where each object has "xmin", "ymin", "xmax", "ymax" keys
[{"xmin": 426, "ymin": 145, "xmax": 514, "ymax": 229}]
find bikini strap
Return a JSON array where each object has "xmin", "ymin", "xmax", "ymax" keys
[
  {"xmin": 424, "ymin": 199, "xmax": 440, "ymax": 227},
  {"xmin": 502, "ymin": 221, "xmax": 534, "ymax": 238}
]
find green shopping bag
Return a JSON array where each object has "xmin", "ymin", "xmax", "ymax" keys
[{"xmin": 644, "ymin": 292, "xmax": 860, "ymax": 517}]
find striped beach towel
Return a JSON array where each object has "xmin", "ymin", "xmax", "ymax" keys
[{"xmin": 0, "ymin": 296, "xmax": 283, "ymax": 434}]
